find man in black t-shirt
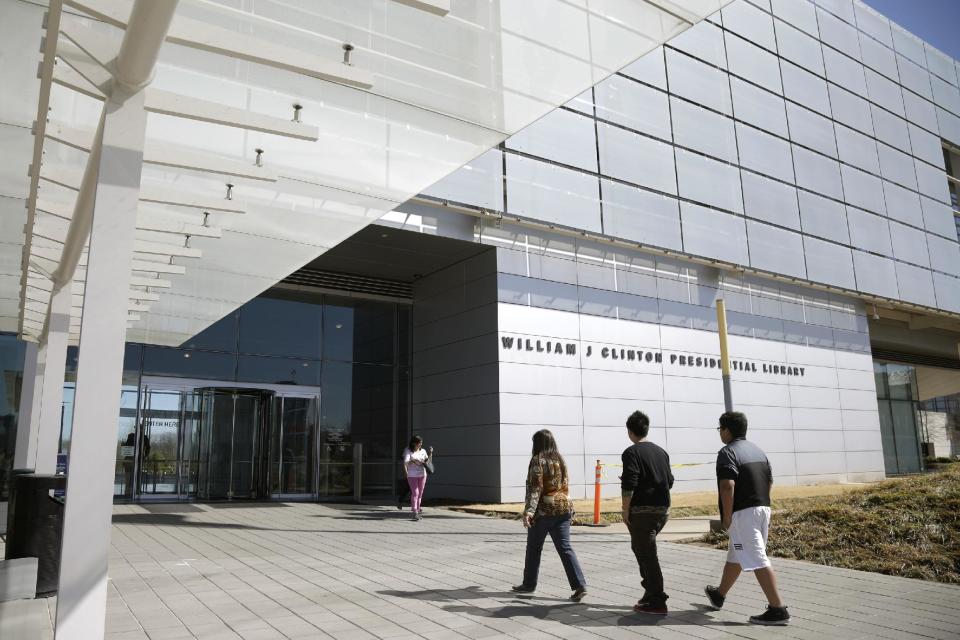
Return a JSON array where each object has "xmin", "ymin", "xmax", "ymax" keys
[
  {"xmin": 621, "ymin": 410, "xmax": 674, "ymax": 616},
  {"xmin": 704, "ymin": 411, "xmax": 790, "ymax": 626}
]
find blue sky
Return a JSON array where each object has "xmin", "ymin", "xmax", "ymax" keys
[{"xmin": 862, "ymin": 0, "xmax": 960, "ymax": 61}]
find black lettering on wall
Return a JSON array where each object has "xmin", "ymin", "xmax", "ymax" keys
[
  {"xmin": 567, "ymin": 344, "xmax": 577, "ymax": 355},
  {"xmin": 501, "ymin": 337, "xmax": 514, "ymax": 349}
]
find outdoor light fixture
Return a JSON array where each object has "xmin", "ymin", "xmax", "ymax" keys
[
  {"xmin": 872, "ymin": 304, "xmax": 880, "ymax": 320},
  {"xmin": 225, "ymin": 183, "xmax": 234, "ymax": 200},
  {"xmin": 342, "ymin": 43, "xmax": 354, "ymax": 65},
  {"xmin": 292, "ymin": 103, "xmax": 303, "ymax": 122},
  {"xmin": 254, "ymin": 148, "xmax": 264, "ymax": 167}
]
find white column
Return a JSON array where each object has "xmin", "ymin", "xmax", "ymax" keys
[
  {"xmin": 13, "ymin": 341, "xmax": 40, "ymax": 470},
  {"xmin": 54, "ymin": 87, "xmax": 147, "ymax": 640},
  {"xmin": 34, "ymin": 284, "xmax": 72, "ymax": 474}
]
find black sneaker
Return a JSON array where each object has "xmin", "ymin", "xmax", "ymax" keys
[
  {"xmin": 749, "ymin": 606, "xmax": 790, "ymax": 626},
  {"xmin": 704, "ymin": 585, "xmax": 725, "ymax": 610},
  {"xmin": 511, "ymin": 584, "xmax": 535, "ymax": 594},
  {"xmin": 633, "ymin": 602, "xmax": 668, "ymax": 616},
  {"xmin": 569, "ymin": 587, "xmax": 587, "ymax": 602}
]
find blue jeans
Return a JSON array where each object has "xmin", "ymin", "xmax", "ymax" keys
[{"xmin": 522, "ymin": 512, "xmax": 586, "ymax": 590}]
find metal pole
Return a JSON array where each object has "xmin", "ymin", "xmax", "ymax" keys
[
  {"xmin": 593, "ymin": 460, "xmax": 601, "ymax": 525},
  {"xmin": 34, "ymin": 285, "xmax": 72, "ymax": 473},
  {"xmin": 54, "ymin": 84, "xmax": 151, "ymax": 639},
  {"xmin": 353, "ymin": 443, "xmax": 363, "ymax": 502},
  {"xmin": 716, "ymin": 298, "xmax": 733, "ymax": 413}
]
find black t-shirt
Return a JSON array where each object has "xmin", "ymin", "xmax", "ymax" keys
[
  {"xmin": 716, "ymin": 438, "xmax": 772, "ymax": 513},
  {"xmin": 621, "ymin": 441, "xmax": 674, "ymax": 508}
]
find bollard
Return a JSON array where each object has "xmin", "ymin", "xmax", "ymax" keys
[{"xmin": 593, "ymin": 459, "xmax": 602, "ymax": 525}]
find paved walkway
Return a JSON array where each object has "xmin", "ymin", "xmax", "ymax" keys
[{"xmin": 4, "ymin": 502, "xmax": 959, "ymax": 639}]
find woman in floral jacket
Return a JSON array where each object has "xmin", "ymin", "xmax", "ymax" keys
[{"xmin": 512, "ymin": 429, "xmax": 587, "ymax": 601}]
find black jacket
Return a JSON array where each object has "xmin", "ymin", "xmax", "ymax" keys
[{"xmin": 621, "ymin": 441, "xmax": 674, "ymax": 508}]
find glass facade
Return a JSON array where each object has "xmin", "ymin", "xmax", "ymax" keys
[
  {"xmin": 58, "ymin": 290, "xmax": 411, "ymax": 502},
  {"xmin": 0, "ymin": 333, "xmax": 26, "ymax": 499},
  {"xmin": 874, "ymin": 361, "xmax": 923, "ymax": 474}
]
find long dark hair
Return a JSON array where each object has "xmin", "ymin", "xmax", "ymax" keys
[
  {"xmin": 531, "ymin": 429, "xmax": 567, "ymax": 481},
  {"xmin": 408, "ymin": 435, "xmax": 423, "ymax": 450}
]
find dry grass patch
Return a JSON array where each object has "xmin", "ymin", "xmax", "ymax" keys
[{"xmin": 699, "ymin": 466, "xmax": 960, "ymax": 583}]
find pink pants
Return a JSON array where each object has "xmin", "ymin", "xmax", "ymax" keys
[{"xmin": 407, "ymin": 475, "xmax": 427, "ymax": 512}]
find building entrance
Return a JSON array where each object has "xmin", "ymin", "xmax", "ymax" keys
[{"xmin": 132, "ymin": 381, "xmax": 322, "ymax": 501}]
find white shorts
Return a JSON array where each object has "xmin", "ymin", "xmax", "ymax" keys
[{"xmin": 725, "ymin": 506, "xmax": 772, "ymax": 572}]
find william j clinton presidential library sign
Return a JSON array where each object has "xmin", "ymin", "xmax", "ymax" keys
[{"xmin": 500, "ymin": 334, "xmax": 806, "ymax": 378}]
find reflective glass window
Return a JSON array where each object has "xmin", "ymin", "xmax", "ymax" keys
[
  {"xmin": 816, "ymin": 7, "xmax": 861, "ymax": 59},
  {"xmin": 667, "ymin": 20, "xmax": 726, "ymax": 68},
  {"xmin": 742, "ymin": 171, "xmax": 800, "ymax": 229},
  {"xmin": 722, "ymin": 1, "xmax": 776, "ymax": 52},
  {"xmin": 422, "ymin": 149, "xmax": 504, "ymax": 211},
  {"xmin": 786, "ymin": 103, "xmax": 837, "ymax": 158},
  {"xmin": 927, "ymin": 234, "xmax": 960, "ymax": 277},
  {"xmin": 505, "ymin": 153, "xmax": 602, "ymax": 231},
  {"xmin": 142, "ymin": 348, "xmax": 237, "ymax": 380},
  {"xmin": 725, "ymin": 32, "xmax": 783, "ymax": 94},
  {"xmin": 736, "ymin": 123, "xmax": 794, "ymax": 183},
  {"xmin": 902, "ymin": 92, "xmax": 939, "ymax": 134},
  {"xmin": 237, "ymin": 356, "xmax": 322, "ymax": 386},
  {"xmin": 847, "ymin": 206, "xmax": 892, "ymax": 255},
  {"xmin": 597, "ymin": 122, "xmax": 676, "ymax": 195},
  {"xmin": 858, "ymin": 34, "xmax": 898, "ymax": 81},
  {"xmin": 835, "ymin": 124, "xmax": 880, "ymax": 174},
  {"xmin": 239, "ymin": 293, "xmax": 322, "ymax": 358},
  {"xmin": 675, "ymin": 150, "xmax": 744, "ymax": 214},
  {"xmin": 505, "ymin": 108, "xmax": 597, "ymax": 172},
  {"xmin": 823, "ymin": 47, "xmax": 868, "ymax": 96},
  {"xmin": 852, "ymin": 250, "xmax": 899, "ymax": 298},
  {"xmin": 323, "ymin": 297, "xmax": 396, "ymax": 365},
  {"xmin": 792, "ymin": 145, "xmax": 844, "ymax": 199},
  {"xmin": 828, "ymin": 84, "xmax": 873, "ymax": 135},
  {"xmin": 180, "ymin": 312, "xmax": 237, "ymax": 352},
  {"xmin": 594, "ymin": 75, "xmax": 671, "ymax": 140},
  {"xmin": 882, "ymin": 180, "xmax": 925, "ymax": 228},
  {"xmin": 601, "ymin": 179, "xmax": 682, "ymax": 251},
  {"xmin": 775, "ymin": 20, "xmax": 824, "ymax": 76},
  {"xmin": 781, "ymin": 61, "xmax": 831, "ymax": 116},
  {"xmin": 620, "ymin": 46, "xmax": 667, "ymax": 90},
  {"xmin": 671, "ymin": 98, "xmax": 738, "ymax": 163},
  {"xmin": 803, "ymin": 236, "xmax": 856, "ymax": 289},
  {"xmin": 870, "ymin": 106, "xmax": 910, "ymax": 152},
  {"xmin": 890, "ymin": 221, "xmax": 931, "ymax": 268},
  {"xmin": 841, "ymin": 165, "xmax": 887, "ymax": 214},
  {"xmin": 895, "ymin": 262, "xmax": 936, "ymax": 307},
  {"xmin": 772, "ymin": 0, "xmax": 818, "ymax": 36},
  {"xmin": 864, "ymin": 68, "xmax": 905, "ymax": 117},
  {"xmin": 798, "ymin": 189, "xmax": 850, "ymax": 243},
  {"xmin": 747, "ymin": 221, "xmax": 806, "ymax": 278},
  {"xmin": 896, "ymin": 55, "xmax": 933, "ymax": 99},
  {"xmin": 854, "ymin": 2, "xmax": 893, "ymax": 47},
  {"xmin": 731, "ymin": 77, "xmax": 788, "ymax": 137},
  {"xmin": 665, "ymin": 49, "xmax": 732, "ymax": 115},
  {"xmin": 680, "ymin": 202, "xmax": 749, "ymax": 265}
]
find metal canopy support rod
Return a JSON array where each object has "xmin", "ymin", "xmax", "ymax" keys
[
  {"xmin": 13, "ymin": 342, "xmax": 41, "ymax": 469},
  {"xmin": 34, "ymin": 284, "xmax": 72, "ymax": 474},
  {"xmin": 55, "ymin": 3, "xmax": 178, "ymax": 637}
]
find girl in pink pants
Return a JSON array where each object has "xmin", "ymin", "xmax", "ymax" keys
[{"xmin": 402, "ymin": 436, "xmax": 431, "ymax": 520}]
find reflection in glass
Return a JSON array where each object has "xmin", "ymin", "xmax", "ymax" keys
[{"xmin": 239, "ymin": 294, "xmax": 322, "ymax": 358}]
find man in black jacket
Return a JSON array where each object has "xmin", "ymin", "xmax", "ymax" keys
[{"xmin": 621, "ymin": 410, "xmax": 674, "ymax": 615}]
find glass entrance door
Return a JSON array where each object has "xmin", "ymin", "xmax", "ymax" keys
[
  {"xmin": 270, "ymin": 395, "xmax": 318, "ymax": 498},
  {"xmin": 197, "ymin": 389, "xmax": 272, "ymax": 499}
]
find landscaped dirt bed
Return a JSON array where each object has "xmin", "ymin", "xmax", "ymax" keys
[{"xmin": 693, "ymin": 465, "xmax": 960, "ymax": 583}]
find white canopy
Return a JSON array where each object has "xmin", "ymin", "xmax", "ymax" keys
[{"xmin": 4, "ymin": 0, "xmax": 729, "ymax": 347}]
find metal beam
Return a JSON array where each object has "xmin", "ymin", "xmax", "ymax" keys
[
  {"xmin": 388, "ymin": 0, "xmax": 450, "ymax": 16},
  {"xmin": 18, "ymin": 0, "xmax": 63, "ymax": 340},
  {"xmin": 144, "ymin": 89, "xmax": 320, "ymax": 141}
]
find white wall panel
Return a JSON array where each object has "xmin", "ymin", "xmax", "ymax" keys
[
  {"xmin": 723, "ymin": 1, "xmax": 777, "ymax": 52},
  {"xmin": 726, "ymin": 32, "xmax": 784, "ymax": 94},
  {"xmin": 669, "ymin": 19, "xmax": 727, "ymax": 68},
  {"xmin": 782, "ymin": 61, "xmax": 831, "ymax": 116},
  {"xmin": 672, "ymin": 98, "xmax": 739, "ymax": 163},
  {"xmin": 621, "ymin": 46, "xmax": 667, "ymax": 90},
  {"xmin": 597, "ymin": 122, "xmax": 677, "ymax": 195},
  {"xmin": 742, "ymin": 171, "xmax": 801, "ymax": 229},
  {"xmin": 676, "ymin": 150, "xmax": 744, "ymax": 213},
  {"xmin": 594, "ymin": 75, "xmax": 672, "ymax": 140},
  {"xmin": 775, "ymin": 20, "xmax": 824, "ymax": 76},
  {"xmin": 731, "ymin": 78, "xmax": 789, "ymax": 137},
  {"xmin": 796, "ymin": 451, "xmax": 845, "ymax": 475},
  {"xmin": 581, "ymin": 369, "xmax": 663, "ymax": 400},
  {"xmin": 792, "ymin": 407, "xmax": 842, "ymax": 429},
  {"xmin": 666, "ymin": 49, "xmax": 733, "ymax": 115}
]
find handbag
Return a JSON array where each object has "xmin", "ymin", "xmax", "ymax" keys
[{"xmin": 424, "ymin": 456, "xmax": 435, "ymax": 475}]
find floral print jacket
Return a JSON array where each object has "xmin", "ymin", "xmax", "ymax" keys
[{"xmin": 524, "ymin": 455, "xmax": 574, "ymax": 518}]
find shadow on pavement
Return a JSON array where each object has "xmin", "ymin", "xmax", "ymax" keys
[{"xmin": 379, "ymin": 586, "xmax": 748, "ymax": 628}]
